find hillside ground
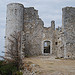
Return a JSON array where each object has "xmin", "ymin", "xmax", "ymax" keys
[{"xmin": 23, "ymin": 56, "xmax": 75, "ymax": 75}]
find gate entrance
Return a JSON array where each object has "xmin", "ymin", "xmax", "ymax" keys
[{"xmin": 44, "ymin": 41, "xmax": 50, "ymax": 53}]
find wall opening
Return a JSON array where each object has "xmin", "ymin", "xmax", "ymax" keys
[
  {"xmin": 55, "ymin": 42, "xmax": 58, "ymax": 45},
  {"xmin": 44, "ymin": 41, "xmax": 50, "ymax": 53}
]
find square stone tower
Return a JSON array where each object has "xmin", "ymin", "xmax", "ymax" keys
[{"xmin": 62, "ymin": 7, "xmax": 75, "ymax": 58}]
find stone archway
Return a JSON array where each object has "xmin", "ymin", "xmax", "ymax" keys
[{"xmin": 43, "ymin": 41, "xmax": 51, "ymax": 53}]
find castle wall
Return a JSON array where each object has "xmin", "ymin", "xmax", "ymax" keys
[
  {"xmin": 42, "ymin": 27, "xmax": 53, "ymax": 55},
  {"xmin": 5, "ymin": 3, "xmax": 24, "ymax": 55},
  {"xmin": 22, "ymin": 7, "xmax": 44, "ymax": 56},
  {"xmin": 56, "ymin": 30, "xmax": 64, "ymax": 58},
  {"xmin": 62, "ymin": 7, "xmax": 75, "ymax": 58},
  {"xmin": 5, "ymin": 3, "xmax": 75, "ymax": 58},
  {"xmin": 42, "ymin": 21, "xmax": 56, "ymax": 55}
]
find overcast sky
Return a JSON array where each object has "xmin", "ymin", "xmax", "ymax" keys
[{"xmin": 0, "ymin": 0, "xmax": 75, "ymax": 56}]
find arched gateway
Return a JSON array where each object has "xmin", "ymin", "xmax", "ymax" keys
[{"xmin": 42, "ymin": 40, "xmax": 52, "ymax": 55}]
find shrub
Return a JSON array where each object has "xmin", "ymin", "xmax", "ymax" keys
[
  {"xmin": 15, "ymin": 71, "xmax": 23, "ymax": 75},
  {"xmin": 0, "ymin": 60, "xmax": 17, "ymax": 75}
]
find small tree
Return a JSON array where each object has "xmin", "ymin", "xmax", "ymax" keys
[{"xmin": 1, "ymin": 31, "xmax": 23, "ymax": 71}]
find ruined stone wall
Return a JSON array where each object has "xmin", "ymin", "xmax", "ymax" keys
[
  {"xmin": 6, "ymin": 3, "xmax": 57, "ymax": 57},
  {"xmin": 42, "ymin": 21, "xmax": 56, "ymax": 55},
  {"xmin": 54, "ymin": 29, "xmax": 59, "ymax": 57},
  {"xmin": 62, "ymin": 7, "xmax": 75, "ymax": 58},
  {"xmin": 55, "ymin": 28, "xmax": 64, "ymax": 58},
  {"xmin": 23, "ymin": 7, "xmax": 44, "ymax": 56},
  {"xmin": 42, "ymin": 27, "xmax": 52, "ymax": 55},
  {"xmin": 6, "ymin": 3, "xmax": 75, "ymax": 58}
]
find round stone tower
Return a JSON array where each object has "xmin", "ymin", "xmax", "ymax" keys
[{"xmin": 5, "ymin": 3, "xmax": 24, "ymax": 54}]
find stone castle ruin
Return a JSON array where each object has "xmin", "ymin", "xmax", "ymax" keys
[{"xmin": 5, "ymin": 3, "xmax": 75, "ymax": 58}]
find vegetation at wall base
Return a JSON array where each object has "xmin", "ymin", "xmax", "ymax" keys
[
  {"xmin": 0, "ymin": 60, "xmax": 23, "ymax": 75},
  {"xmin": 0, "ymin": 32, "xmax": 23, "ymax": 75}
]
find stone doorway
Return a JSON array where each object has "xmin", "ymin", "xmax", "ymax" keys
[{"xmin": 44, "ymin": 41, "xmax": 50, "ymax": 53}]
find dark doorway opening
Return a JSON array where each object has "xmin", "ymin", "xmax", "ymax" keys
[{"xmin": 44, "ymin": 41, "xmax": 50, "ymax": 53}]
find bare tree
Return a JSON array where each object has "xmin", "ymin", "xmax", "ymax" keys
[{"xmin": 1, "ymin": 31, "xmax": 23, "ymax": 70}]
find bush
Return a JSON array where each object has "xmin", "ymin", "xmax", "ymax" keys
[
  {"xmin": 0, "ymin": 60, "xmax": 4, "ymax": 67},
  {"xmin": 15, "ymin": 71, "xmax": 23, "ymax": 75},
  {"xmin": 0, "ymin": 60, "xmax": 17, "ymax": 75}
]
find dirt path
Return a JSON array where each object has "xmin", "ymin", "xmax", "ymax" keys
[{"xmin": 23, "ymin": 56, "xmax": 75, "ymax": 75}]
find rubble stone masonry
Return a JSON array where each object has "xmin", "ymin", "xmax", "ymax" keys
[{"xmin": 5, "ymin": 3, "xmax": 75, "ymax": 58}]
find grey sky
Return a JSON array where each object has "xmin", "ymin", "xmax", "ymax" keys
[{"xmin": 0, "ymin": 0, "xmax": 75, "ymax": 56}]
